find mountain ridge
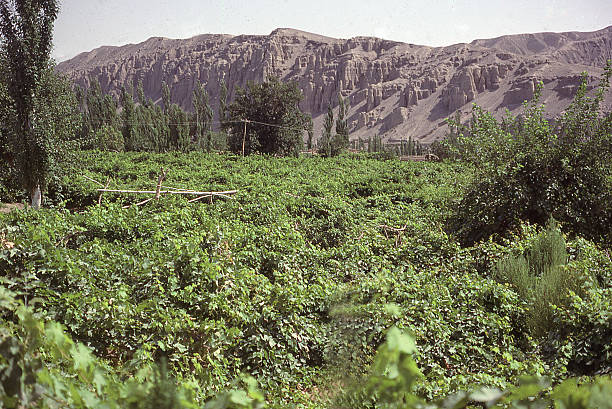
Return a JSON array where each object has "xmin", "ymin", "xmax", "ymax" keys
[{"xmin": 56, "ymin": 26, "xmax": 612, "ymax": 143}]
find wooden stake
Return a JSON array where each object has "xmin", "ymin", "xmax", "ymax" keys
[
  {"xmin": 98, "ymin": 177, "xmax": 111, "ymax": 205},
  {"xmin": 155, "ymin": 168, "xmax": 167, "ymax": 200},
  {"xmin": 242, "ymin": 119, "xmax": 247, "ymax": 156}
]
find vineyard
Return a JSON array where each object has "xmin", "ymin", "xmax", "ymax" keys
[
  {"xmin": 1, "ymin": 150, "xmax": 611, "ymax": 407},
  {"xmin": 1, "ymin": 2, "xmax": 611, "ymax": 402}
]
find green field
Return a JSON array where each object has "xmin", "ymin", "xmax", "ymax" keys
[{"xmin": 1, "ymin": 151, "xmax": 610, "ymax": 408}]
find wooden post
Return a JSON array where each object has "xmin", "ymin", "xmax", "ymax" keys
[
  {"xmin": 98, "ymin": 177, "xmax": 111, "ymax": 205},
  {"xmin": 155, "ymin": 168, "xmax": 167, "ymax": 200},
  {"xmin": 242, "ymin": 119, "xmax": 247, "ymax": 156}
]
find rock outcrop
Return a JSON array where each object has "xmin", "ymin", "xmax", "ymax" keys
[{"xmin": 57, "ymin": 26, "xmax": 612, "ymax": 143}]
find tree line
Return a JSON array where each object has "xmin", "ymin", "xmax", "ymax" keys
[{"xmin": 75, "ymin": 78, "xmax": 227, "ymax": 153}]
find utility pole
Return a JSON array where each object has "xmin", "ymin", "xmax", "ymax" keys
[{"xmin": 242, "ymin": 119, "xmax": 247, "ymax": 156}]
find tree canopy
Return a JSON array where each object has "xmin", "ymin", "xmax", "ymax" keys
[
  {"xmin": 447, "ymin": 61, "xmax": 612, "ymax": 246},
  {"xmin": 225, "ymin": 77, "xmax": 310, "ymax": 156},
  {"xmin": 0, "ymin": 0, "xmax": 63, "ymax": 208}
]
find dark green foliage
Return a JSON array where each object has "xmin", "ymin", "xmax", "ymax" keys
[
  {"xmin": 192, "ymin": 81, "xmax": 214, "ymax": 151},
  {"xmin": 120, "ymin": 85, "xmax": 138, "ymax": 150},
  {"xmin": 78, "ymin": 78, "xmax": 120, "ymax": 147},
  {"xmin": 306, "ymin": 117, "xmax": 314, "ymax": 151},
  {"xmin": 319, "ymin": 95, "xmax": 350, "ymax": 157},
  {"xmin": 162, "ymin": 81, "xmax": 171, "ymax": 113},
  {"xmin": 226, "ymin": 77, "xmax": 309, "ymax": 156},
  {"xmin": 0, "ymin": 0, "xmax": 74, "ymax": 207},
  {"xmin": 93, "ymin": 124, "xmax": 124, "ymax": 151},
  {"xmin": 318, "ymin": 103, "xmax": 334, "ymax": 156},
  {"xmin": 333, "ymin": 94, "xmax": 350, "ymax": 155},
  {"xmin": 1, "ymin": 151, "xmax": 611, "ymax": 405},
  {"xmin": 167, "ymin": 103, "xmax": 190, "ymax": 152},
  {"xmin": 449, "ymin": 62, "xmax": 612, "ymax": 246}
]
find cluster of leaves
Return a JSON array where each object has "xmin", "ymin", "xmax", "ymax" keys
[
  {"xmin": 3, "ymin": 280, "xmax": 609, "ymax": 409},
  {"xmin": 445, "ymin": 62, "xmax": 612, "ymax": 246},
  {"xmin": 360, "ymin": 327, "xmax": 612, "ymax": 409},
  {"xmin": 0, "ymin": 285, "xmax": 265, "ymax": 409}
]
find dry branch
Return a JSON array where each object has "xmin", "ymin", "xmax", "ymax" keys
[
  {"xmin": 97, "ymin": 189, "xmax": 238, "ymax": 196},
  {"xmin": 91, "ymin": 167, "xmax": 237, "ymax": 208},
  {"xmin": 187, "ymin": 195, "xmax": 212, "ymax": 203},
  {"xmin": 123, "ymin": 198, "xmax": 154, "ymax": 209},
  {"xmin": 82, "ymin": 175, "xmax": 104, "ymax": 186}
]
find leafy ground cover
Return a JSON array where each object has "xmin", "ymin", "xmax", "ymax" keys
[{"xmin": 1, "ymin": 151, "xmax": 611, "ymax": 407}]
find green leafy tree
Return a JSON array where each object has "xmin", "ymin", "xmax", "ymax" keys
[
  {"xmin": 226, "ymin": 76, "xmax": 309, "ymax": 156},
  {"xmin": 168, "ymin": 103, "xmax": 190, "ymax": 152},
  {"xmin": 0, "ymin": 0, "xmax": 61, "ymax": 208},
  {"xmin": 191, "ymin": 80, "xmax": 214, "ymax": 151},
  {"xmin": 77, "ymin": 78, "xmax": 122, "ymax": 150},
  {"xmin": 318, "ymin": 103, "xmax": 334, "ymax": 156},
  {"xmin": 161, "ymin": 81, "xmax": 171, "ymax": 113},
  {"xmin": 120, "ymin": 85, "xmax": 138, "ymax": 151},
  {"xmin": 333, "ymin": 94, "xmax": 350, "ymax": 154},
  {"xmin": 135, "ymin": 97, "xmax": 164, "ymax": 152},
  {"xmin": 306, "ymin": 116, "xmax": 314, "ymax": 151},
  {"xmin": 94, "ymin": 124, "xmax": 124, "ymax": 151},
  {"xmin": 450, "ymin": 62, "xmax": 612, "ymax": 246}
]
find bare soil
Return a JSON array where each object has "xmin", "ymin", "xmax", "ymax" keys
[{"xmin": 0, "ymin": 203, "xmax": 25, "ymax": 213}]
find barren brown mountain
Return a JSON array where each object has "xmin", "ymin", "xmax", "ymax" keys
[{"xmin": 56, "ymin": 26, "xmax": 612, "ymax": 143}]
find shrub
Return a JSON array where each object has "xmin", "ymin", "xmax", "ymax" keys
[
  {"xmin": 449, "ymin": 61, "xmax": 612, "ymax": 246},
  {"xmin": 494, "ymin": 220, "xmax": 577, "ymax": 337}
]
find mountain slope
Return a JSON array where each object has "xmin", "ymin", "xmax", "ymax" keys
[{"xmin": 56, "ymin": 26, "xmax": 612, "ymax": 143}]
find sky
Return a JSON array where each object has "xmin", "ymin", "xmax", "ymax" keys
[{"xmin": 52, "ymin": 0, "xmax": 612, "ymax": 62}]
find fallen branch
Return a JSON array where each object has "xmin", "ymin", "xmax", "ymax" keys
[
  {"xmin": 82, "ymin": 175, "xmax": 105, "ymax": 186},
  {"xmin": 187, "ymin": 195, "xmax": 212, "ymax": 203},
  {"xmin": 93, "ymin": 167, "xmax": 237, "ymax": 208},
  {"xmin": 377, "ymin": 224, "xmax": 407, "ymax": 232},
  {"xmin": 378, "ymin": 224, "xmax": 407, "ymax": 247},
  {"xmin": 123, "ymin": 198, "xmax": 154, "ymax": 209},
  {"xmin": 161, "ymin": 185, "xmax": 195, "ymax": 192}
]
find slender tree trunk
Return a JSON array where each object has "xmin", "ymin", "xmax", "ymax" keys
[{"xmin": 30, "ymin": 184, "xmax": 42, "ymax": 209}]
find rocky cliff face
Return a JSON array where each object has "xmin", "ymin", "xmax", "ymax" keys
[{"xmin": 56, "ymin": 26, "xmax": 612, "ymax": 143}]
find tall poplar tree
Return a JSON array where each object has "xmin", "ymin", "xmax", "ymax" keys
[
  {"xmin": 334, "ymin": 93, "xmax": 350, "ymax": 154},
  {"xmin": 0, "ymin": 0, "xmax": 61, "ymax": 208},
  {"xmin": 319, "ymin": 103, "xmax": 334, "ymax": 157},
  {"xmin": 192, "ymin": 80, "xmax": 213, "ymax": 151}
]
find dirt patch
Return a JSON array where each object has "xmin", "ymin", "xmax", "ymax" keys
[
  {"xmin": 1, "ymin": 234, "xmax": 15, "ymax": 249},
  {"xmin": 0, "ymin": 203, "xmax": 25, "ymax": 214}
]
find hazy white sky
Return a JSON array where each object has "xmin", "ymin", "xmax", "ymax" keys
[{"xmin": 52, "ymin": 0, "xmax": 612, "ymax": 62}]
